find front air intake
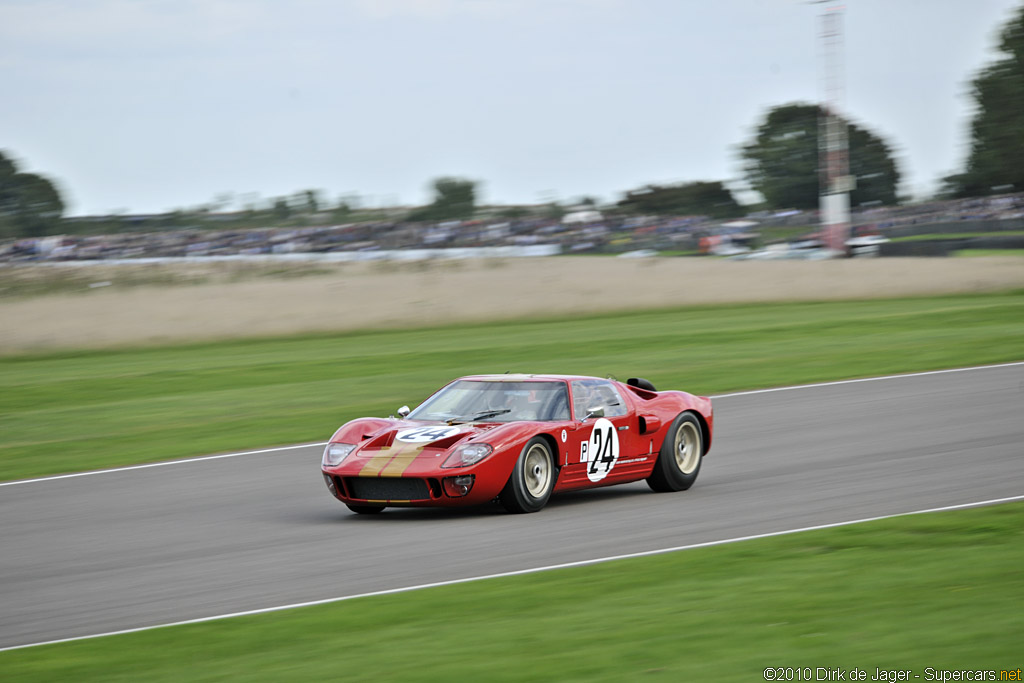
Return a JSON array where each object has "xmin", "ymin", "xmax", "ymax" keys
[{"xmin": 346, "ymin": 477, "xmax": 432, "ymax": 501}]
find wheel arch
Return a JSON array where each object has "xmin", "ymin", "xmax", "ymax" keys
[
  {"xmin": 498, "ymin": 433, "xmax": 560, "ymax": 513},
  {"xmin": 683, "ymin": 409, "xmax": 712, "ymax": 456},
  {"xmin": 497, "ymin": 431, "xmax": 561, "ymax": 479},
  {"xmin": 535, "ymin": 432, "xmax": 561, "ymax": 474}
]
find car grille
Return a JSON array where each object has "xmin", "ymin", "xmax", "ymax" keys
[{"xmin": 346, "ymin": 477, "xmax": 432, "ymax": 501}]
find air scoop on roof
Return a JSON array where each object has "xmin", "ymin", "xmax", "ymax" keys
[{"xmin": 626, "ymin": 377, "xmax": 659, "ymax": 399}]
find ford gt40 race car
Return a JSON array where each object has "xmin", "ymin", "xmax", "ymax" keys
[{"xmin": 321, "ymin": 374, "xmax": 713, "ymax": 514}]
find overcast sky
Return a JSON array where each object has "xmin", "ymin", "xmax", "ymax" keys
[{"xmin": 2, "ymin": 0, "xmax": 1021, "ymax": 216}]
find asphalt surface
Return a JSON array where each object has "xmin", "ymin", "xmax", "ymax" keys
[{"xmin": 2, "ymin": 364, "xmax": 1022, "ymax": 649}]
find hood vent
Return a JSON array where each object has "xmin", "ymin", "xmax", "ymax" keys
[{"xmin": 362, "ymin": 430, "xmax": 396, "ymax": 450}]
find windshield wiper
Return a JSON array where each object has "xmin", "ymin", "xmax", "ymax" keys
[{"xmin": 448, "ymin": 408, "xmax": 511, "ymax": 424}]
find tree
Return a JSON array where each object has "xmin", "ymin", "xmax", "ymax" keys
[
  {"xmin": 291, "ymin": 189, "xmax": 322, "ymax": 213},
  {"xmin": 407, "ymin": 177, "xmax": 477, "ymax": 221},
  {"xmin": 944, "ymin": 4, "xmax": 1024, "ymax": 197},
  {"xmin": 740, "ymin": 103, "xmax": 901, "ymax": 210},
  {"xmin": 0, "ymin": 150, "xmax": 65, "ymax": 238},
  {"xmin": 272, "ymin": 197, "xmax": 291, "ymax": 220},
  {"xmin": 617, "ymin": 181, "xmax": 743, "ymax": 218}
]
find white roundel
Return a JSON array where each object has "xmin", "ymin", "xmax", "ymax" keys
[
  {"xmin": 396, "ymin": 426, "xmax": 461, "ymax": 443},
  {"xmin": 586, "ymin": 417, "xmax": 619, "ymax": 482}
]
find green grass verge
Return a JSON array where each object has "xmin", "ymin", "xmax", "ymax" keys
[
  {"xmin": 890, "ymin": 231, "xmax": 1024, "ymax": 242},
  {"xmin": 655, "ymin": 249, "xmax": 700, "ymax": 257},
  {"xmin": 3, "ymin": 291, "xmax": 1024, "ymax": 481},
  {"xmin": 4, "ymin": 501, "xmax": 1021, "ymax": 681}
]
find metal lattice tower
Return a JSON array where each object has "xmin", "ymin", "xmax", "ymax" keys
[{"xmin": 818, "ymin": 3, "xmax": 853, "ymax": 253}]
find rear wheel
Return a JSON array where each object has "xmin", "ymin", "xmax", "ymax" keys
[
  {"xmin": 346, "ymin": 503, "xmax": 385, "ymax": 515},
  {"xmin": 647, "ymin": 412, "xmax": 703, "ymax": 492},
  {"xmin": 500, "ymin": 437, "xmax": 556, "ymax": 513}
]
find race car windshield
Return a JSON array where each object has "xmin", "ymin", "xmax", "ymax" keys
[{"xmin": 408, "ymin": 380, "xmax": 571, "ymax": 423}]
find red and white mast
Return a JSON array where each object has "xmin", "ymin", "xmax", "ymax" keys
[{"xmin": 818, "ymin": 3, "xmax": 854, "ymax": 254}]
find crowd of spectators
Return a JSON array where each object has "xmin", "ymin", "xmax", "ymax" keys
[
  {"xmin": 2, "ymin": 192, "xmax": 1022, "ymax": 264},
  {"xmin": 0, "ymin": 214, "xmax": 712, "ymax": 263},
  {"xmin": 859, "ymin": 192, "xmax": 1024, "ymax": 228}
]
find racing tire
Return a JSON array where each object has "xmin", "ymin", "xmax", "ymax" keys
[
  {"xmin": 499, "ymin": 437, "xmax": 556, "ymax": 513},
  {"xmin": 646, "ymin": 412, "xmax": 703, "ymax": 493},
  {"xmin": 346, "ymin": 503, "xmax": 385, "ymax": 515}
]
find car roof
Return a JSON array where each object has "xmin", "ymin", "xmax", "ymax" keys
[{"xmin": 455, "ymin": 374, "xmax": 609, "ymax": 383}]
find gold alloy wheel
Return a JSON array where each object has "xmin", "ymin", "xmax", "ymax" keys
[
  {"xmin": 674, "ymin": 420, "xmax": 701, "ymax": 475},
  {"xmin": 523, "ymin": 442, "xmax": 552, "ymax": 498}
]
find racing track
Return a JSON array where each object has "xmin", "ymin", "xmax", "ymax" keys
[{"xmin": 2, "ymin": 363, "xmax": 1023, "ymax": 650}]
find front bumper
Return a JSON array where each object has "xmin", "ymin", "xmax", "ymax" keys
[{"xmin": 322, "ymin": 471, "xmax": 496, "ymax": 507}]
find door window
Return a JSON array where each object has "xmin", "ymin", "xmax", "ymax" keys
[{"xmin": 570, "ymin": 379, "xmax": 627, "ymax": 419}]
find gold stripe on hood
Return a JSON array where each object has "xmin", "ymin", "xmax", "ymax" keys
[
  {"xmin": 358, "ymin": 441, "xmax": 423, "ymax": 477},
  {"xmin": 358, "ymin": 450, "xmax": 397, "ymax": 477},
  {"xmin": 379, "ymin": 441, "xmax": 427, "ymax": 476}
]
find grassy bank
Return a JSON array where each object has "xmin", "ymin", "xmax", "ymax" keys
[
  {"xmin": 4, "ymin": 501, "xmax": 1021, "ymax": 681},
  {"xmin": 2, "ymin": 291, "xmax": 1023, "ymax": 481},
  {"xmin": 890, "ymin": 230, "xmax": 1024, "ymax": 242}
]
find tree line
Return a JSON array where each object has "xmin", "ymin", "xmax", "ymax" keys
[
  {"xmin": 0, "ymin": 152, "xmax": 65, "ymax": 238},
  {"xmin": 941, "ymin": 4, "xmax": 1024, "ymax": 197},
  {"xmin": 4, "ymin": 3, "xmax": 1023, "ymax": 238}
]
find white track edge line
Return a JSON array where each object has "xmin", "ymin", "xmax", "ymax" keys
[
  {"xmin": 2, "ymin": 493, "xmax": 1022, "ymax": 653},
  {"xmin": 4, "ymin": 361, "xmax": 1022, "ymax": 487},
  {"xmin": 710, "ymin": 360, "xmax": 1024, "ymax": 398},
  {"xmin": 0, "ymin": 443, "xmax": 328, "ymax": 487}
]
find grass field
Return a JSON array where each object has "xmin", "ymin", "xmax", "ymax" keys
[
  {"xmin": 4, "ymin": 288, "xmax": 1022, "ymax": 679},
  {"xmin": 3, "ymin": 291, "xmax": 1024, "ymax": 482},
  {"xmin": 3, "ymin": 501, "xmax": 1021, "ymax": 681}
]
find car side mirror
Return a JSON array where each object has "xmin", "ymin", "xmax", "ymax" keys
[
  {"xmin": 584, "ymin": 406, "xmax": 604, "ymax": 420},
  {"xmin": 397, "ymin": 405, "xmax": 410, "ymax": 418}
]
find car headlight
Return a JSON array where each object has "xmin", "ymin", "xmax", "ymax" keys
[
  {"xmin": 442, "ymin": 443, "xmax": 493, "ymax": 468},
  {"xmin": 322, "ymin": 442, "xmax": 356, "ymax": 467}
]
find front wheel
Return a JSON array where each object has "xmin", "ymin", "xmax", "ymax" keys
[
  {"xmin": 499, "ymin": 437, "xmax": 556, "ymax": 513},
  {"xmin": 647, "ymin": 412, "xmax": 703, "ymax": 493}
]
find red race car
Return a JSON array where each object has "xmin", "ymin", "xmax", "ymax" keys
[{"xmin": 321, "ymin": 374, "xmax": 713, "ymax": 514}]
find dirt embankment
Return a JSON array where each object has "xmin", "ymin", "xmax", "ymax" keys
[{"xmin": 2, "ymin": 256, "xmax": 1022, "ymax": 354}]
